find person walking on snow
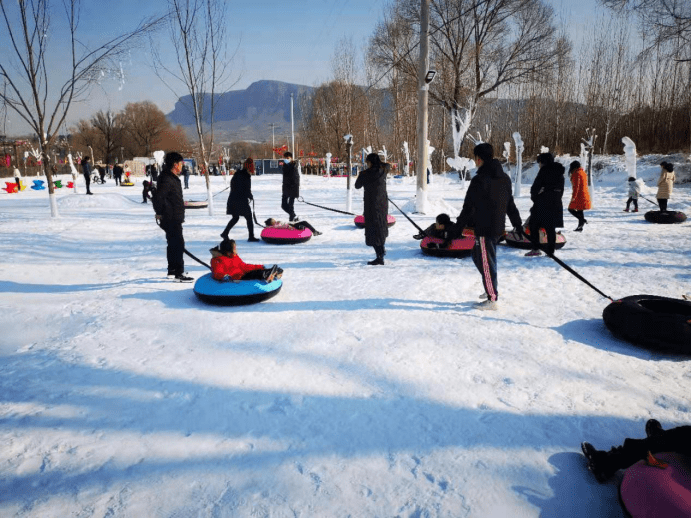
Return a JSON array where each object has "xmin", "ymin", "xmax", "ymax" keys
[
  {"xmin": 153, "ymin": 152, "xmax": 192, "ymax": 282},
  {"xmin": 13, "ymin": 166, "xmax": 22, "ymax": 191},
  {"xmin": 525, "ymin": 153, "xmax": 564, "ymax": 257},
  {"xmin": 221, "ymin": 157, "xmax": 259, "ymax": 242},
  {"xmin": 451, "ymin": 142, "xmax": 523, "ymax": 310},
  {"xmin": 567, "ymin": 160, "xmax": 591, "ymax": 231},
  {"xmin": 624, "ymin": 177, "xmax": 640, "ymax": 212},
  {"xmin": 281, "ymin": 152, "xmax": 300, "ymax": 221},
  {"xmin": 355, "ymin": 153, "xmax": 390, "ymax": 265},
  {"xmin": 81, "ymin": 156, "xmax": 93, "ymax": 195},
  {"xmin": 656, "ymin": 161, "xmax": 675, "ymax": 212}
]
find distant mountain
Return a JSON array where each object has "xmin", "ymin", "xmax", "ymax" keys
[{"xmin": 166, "ymin": 80, "xmax": 314, "ymax": 143}]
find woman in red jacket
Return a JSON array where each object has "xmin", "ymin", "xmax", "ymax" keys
[
  {"xmin": 210, "ymin": 239, "xmax": 282, "ymax": 282},
  {"xmin": 567, "ymin": 161, "xmax": 591, "ymax": 232}
]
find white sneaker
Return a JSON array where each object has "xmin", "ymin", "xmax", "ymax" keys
[
  {"xmin": 479, "ymin": 292, "xmax": 488, "ymax": 299},
  {"xmin": 475, "ymin": 299, "xmax": 498, "ymax": 311}
]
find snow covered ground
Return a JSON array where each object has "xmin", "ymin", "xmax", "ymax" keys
[{"xmin": 1, "ymin": 155, "xmax": 690, "ymax": 517}]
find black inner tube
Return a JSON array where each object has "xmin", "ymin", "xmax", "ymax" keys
[{"xmin": 638, "ymin": 298, "xmax": 691, "ymax": 317}]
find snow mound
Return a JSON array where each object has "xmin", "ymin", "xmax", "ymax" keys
[
  {"xmin": 57, "ymin": 193, "xmax": 139, "ymax": 210},
  {"xmin": 398, "ymin": 195, "xmax": 459, "ymax": 217}
]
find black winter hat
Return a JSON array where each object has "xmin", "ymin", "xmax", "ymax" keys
[
  {"xmin": 537, "ymin": 152, "xmax": 554, "ymax": 166},
  {"xmin": 569, "ymin": 161, "xmax": 581, "ymax": 171}
]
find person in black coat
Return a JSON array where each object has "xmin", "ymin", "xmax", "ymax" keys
[
  {"xmin": 526, "ymin": 153, "xmax": 565, "ymax": 257},
  {"xmin": 453, "ymin": 143, "xmax": 523, "ymax": 310},
  {"xmin": 81, "ymin": 156, "xmax": 93, "ymax": 195},
  {"xmin": 113, "ymin": 163, "xmax": 123, "ymax": 186},
  {"xmin": 281, "ymin": 151, "xmax": 300, "ymax": 221},
  {"xmin": 153, "ymin": 151, "xmax": 191, "ymax": 281},
  {"xmin": 221, "ymin": 157, "xmax": 259, "ymax": 242},
  {"xmin": 355, "ymin": 153, "xmax": 389, "ymax": 265}
]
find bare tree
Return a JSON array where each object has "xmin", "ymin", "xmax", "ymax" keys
[
  {"xmin": 0, "ymin": 0, "xmax": 164, "ymax": 216},
  {"xmin": 600, "ymin": 0, "xmax": 690, "ymax": 61},
  {"xmin": 90, "ymin": 110, "xmax": 125, "ymax": 165},
  {"xmin": 122, "ymin": 101, "xmax": 171, "ymax": 157},
  {"xmin": 153, "ymin": 0, "xmax": 240, "ymax": 215}
]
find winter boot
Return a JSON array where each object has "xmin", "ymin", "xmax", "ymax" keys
[
  {"xmin": 367, "ymin": 256, "xmax": 385, "ymax": 265},
  {"xmin": 525, "ymin": 249, "xmax": 542, "ymax": 257},
  {"xmin": 248, "ymin": 236, "xmax": 260, "ymax": 242},
  {"xmin": 581, "ymin": 442, "xmax": 621, "ymax": 483},
  {"xmin": 623, "ymin": 208, "xmax": 629, "ymax": 212}
]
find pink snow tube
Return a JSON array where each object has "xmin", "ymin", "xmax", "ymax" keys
[
  {"xmin": 420, "ymin": 229, "xmax": 475, "ymax": 258},
  {"xmin": 620, "ymin": 452, "xmax": 690, "ymax": 518},
  {"xmin": 354, "ymin": 214, "xmax": 396, "ymax": 228},
  {"xmin": 260, "ymin": 226, "xmax": 312, "ymax": 244}
]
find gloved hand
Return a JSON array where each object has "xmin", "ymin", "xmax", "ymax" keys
[{"xmin": 155, "ymin": 215, "xmax": 162, "ymax": 225}]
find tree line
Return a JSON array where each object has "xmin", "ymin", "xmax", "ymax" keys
[{"xmin": 301, "ymin": 0, "xmax": 690, "ymax": 172}]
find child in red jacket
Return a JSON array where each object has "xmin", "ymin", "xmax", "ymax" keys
[{"xmin": 210, "ymin": 239, "xmax": 282, "ymax": 282}]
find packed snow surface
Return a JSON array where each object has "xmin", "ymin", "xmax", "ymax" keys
[{"xmin": 1, "ymin": 155, "xmax": 690, "ymax": 517}]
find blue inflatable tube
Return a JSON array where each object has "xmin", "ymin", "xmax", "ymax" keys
[{"xmin": 193, "ymin": 273, "xmax": 282, "ymax": 306}]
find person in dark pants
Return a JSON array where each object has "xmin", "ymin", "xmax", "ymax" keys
[
  {"xmin": 81, "ymin": 156, "xmax": 93, "ymax": 195},
  {"xmin": 150, "ymin": 163, "xmax": 159, "ymax": 182},
  {"xmin": 182, "ymin": 163, "xmax": 190, "ymax": 189},
  {"xmin": 525, "ymin": 152, "xmax": 564, "ymax": 257},
  {"xmin": 142, "ymin": 180, "xmax": 154, "ymax": 204},
  {"xmin": 113, "ymin": 163, "xmax": 123, "ymax": 186},
  {"xmin": 656, "ymin": 161, "xmax": 675, "ymax": 212},
  {"xmin": 451, "ymin": 143, "xmax": 523, "ymax": 310},
  {"xmin": 582, "ymin": 419, "xmax": 690, "ymax": 483},
  {"xmin": 98, "ymin": 165, "xmax": 106, "ymax": 183},
  {"xmin": 153, "ymin": 152, "xmax": 191, "ymax": 282},
  {"xmin": 355, "ymin": 153, "xmax": 389, "ymax": 265},
  {"xmin": 281, "ymin": 152, "xmax": 300, "ymax": 221},
  {"xmin": 221, "ymin": 157, "xmax": 259, "ymax": 242}
]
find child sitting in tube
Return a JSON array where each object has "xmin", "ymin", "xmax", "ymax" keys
[
  {"xmin": 264, "ymin": 218, "xmax": 322, "ymax": 236},
  {"xmin": 210, "ymin": 239, "xmax": 283, "ymax": 283},
  {"xmin": 413, "ymin": 213, "xmax": 455, "ymax": 240}
]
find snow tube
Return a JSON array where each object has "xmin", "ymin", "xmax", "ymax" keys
[
  {"xmin": 620, "ymin": 452, "xmax": 690, "ymax": 518},
  {"xmin": 121, "ymin": 181, "xmax": 134, "ymax": 186},
  {"xmin": 193, "ymin": 272, "xmax": 282, "ymax": 306},
  {"xmin": 602, "ymin": 294, "xmax": 691, "ymax": 355},
  {"xmin": 184, "ymin": 200, "xmax": 208, "ymax": 209},
  {"xmin": 354, "ymin": 214, "xmax": 396, "ymax": 228},
  {"xmin": 3, "ymin": 182, "xmax": 18, "ymax": 193},
  {"xmin": 420, "ymin": 229, "xmax": 475, "ymax": 258},
  {"xmin": 502, "ymin": 227, "xmax": 566, "ymax": 250},
  {"xmin": 31, "ymin": 180, "xmax": 46, "ymax": 190},
  {"xmin": 261, "ymin": 226, "xmax": 312, "ymax": 244},
  {"xmin": 644, "ymin": 210, "xmax": 687, "ymax": 224}
]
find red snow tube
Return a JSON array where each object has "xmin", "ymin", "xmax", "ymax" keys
[
  {"xmin": 261, "ymin": 226, "xmax": 312, "ymax": 244},
  {"xmin": 644, "ymin": 210, "xmax": 687, "ymax": 224},
  {"xmin": 420, "ymin": 229, "xmax": 475, "ymax": 258},
  {"xmin": 602, "ymin": 294, "xmax": 691, "ymax": 355},
  {"xmin": 620, "ymin": 452, "xmax": 690, "ymax": 518},
  {"xmin": 354, "ymin": 214, "xmax": 396, "ymax": 228},
  {"xmin": 502, "ymin": 227, "xmax": 567, "ymax": 250}
]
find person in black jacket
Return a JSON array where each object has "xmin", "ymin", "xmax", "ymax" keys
[
  {"xmin": 81, "ymin": 156, "xmax": 93, "ymax": 195},
  {"xmin": 355, "ymin": 153, "xmax": 389, "ymax": 265},
  {"xmin": 453, "ymin": 143, "xmax": 523, "ymax": 310},
  {"xmin": 526, "ymin": 153, "xmax": 565, "ymax": 257},
  {"xmin": 113, "ymin": 163, "xmax": 123, "ymax": 186},
  {"xmin": 221, "ymin": 157, "xmax": 259, "ymax": 242},
  {"xmin": 281, "ymin": 151, "xmax": 300, "ymax": 221},
  {"xmin": 153, "ymin": 151, "xmax": 192, "ymax": 282}
]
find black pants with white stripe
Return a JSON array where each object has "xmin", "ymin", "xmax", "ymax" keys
[{"xmin": 472, "ymin": 236, "xmax": 499, "ymax": 302}]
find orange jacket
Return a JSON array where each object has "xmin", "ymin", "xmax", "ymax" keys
[
  {"xmin": 211, "ymin": 254, "xmax": 264, "ymax": 281},
  {"xmin": 568, "ymin": 167, "xmax": 591, "ymax": 211}
]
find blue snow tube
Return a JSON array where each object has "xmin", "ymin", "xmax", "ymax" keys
[{"xmin": 193, "ymin": 273, "xmax": 282, "ymax": 306}]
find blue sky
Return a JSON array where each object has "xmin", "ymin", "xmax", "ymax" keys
[{"xmin": 3, "ymin": 0, "xmax": 602, "ymax": 135}]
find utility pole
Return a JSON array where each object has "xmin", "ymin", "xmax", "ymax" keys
[
  {"xmin": 290, "ymin": 93, "xmax": 295, "ymax": 157},
  {"xmin": 269, "ymin": 123, "xmax": 279, "ymax": 158},
  {"xmin": 415, "ymin": 0, "xmax": 430, "ymax": 213}
]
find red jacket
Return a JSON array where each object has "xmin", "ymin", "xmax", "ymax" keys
[
  {"xmin": 569, "ymin": 167, "xmax": 591, "ymax": 211},
  {"xmin": 211, "ymin": 254, "xmax": 264, "ymax": 281}
]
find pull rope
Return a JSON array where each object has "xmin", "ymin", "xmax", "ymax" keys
[
  {"xmin": 518, "ymin": 230, "xmax": 613, "ymax": 301},
  {"xmin": 297, "ymin": 196, "xmax": 356, "ymax": 216},
  {"xmin": 640, "ymin": 195, "xmax": 660, "ymax": 208},
  {"xmin": 156, "ymin": 219, "xmax": 211, "ymax": 270},
  {"xmin": 387, "ymin": 197, "xmax": 427, "ymax": 235},
  {"xmin": 251, "ymin": 199, "xmax": 266, "ymax": 228}
]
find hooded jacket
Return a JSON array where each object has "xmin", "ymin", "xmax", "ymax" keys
[
  {"xmin": 568, "ymin": 167, "xmax": 591, "ymax": 211},
  {"xmin": 153, "ymin": 168, "xmax": 185, "ymax": 223},
  {"xmin": 355, "ymin": 163, "xmax": 389, "ymax": 246},
  {"xmin": 282, "ymin": 160, "xmax": 300, "ymax": 198},
  {"xmin": 530, "ymin": 162, "xmax": 565, "ymax": 228},
  {"xmin": 455, "ymin": 158, "xmax": 522, "ymax": 237},
  {"xmin": 656, "ymin": 170, "xmax": 675, "ymax": 199}
]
